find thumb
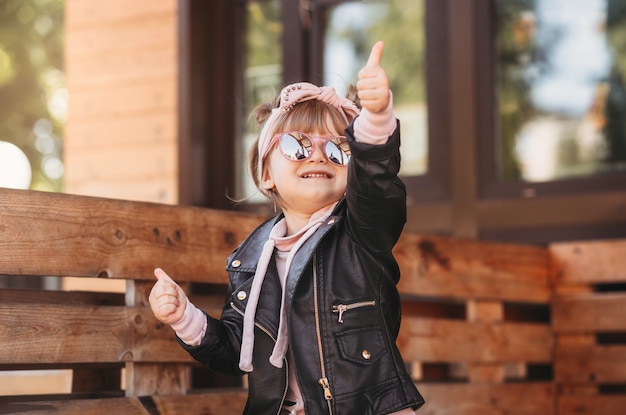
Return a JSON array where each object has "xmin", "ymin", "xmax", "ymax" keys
[
  {"xmin": 154, "ymin": 267, "xmax": 175, "ymax": 283},
  {"xmin": 366, "ymin": 41, "xmax": 384, "ymax": 67}
]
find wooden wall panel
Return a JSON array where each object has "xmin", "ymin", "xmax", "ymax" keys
[
  {"xmin": 550, "ymin": 239, "xmax": 626, "ymax": 415},
  {"xmin": 0, "ymin": 188, "xmax": 264, "ymax": 281},
  {"xmin": 395, "ymin": 233, "xmax": 550, "ymax": 302},
  {"xmin": 64, "ymin": 0, "xmax": 179, "ymax": 204},
  {"xmin": 551, "ymin": 239, "xmax": 626, "ymax": 285},
  {"xmin": 417, "ymin": 383, "xmax": 555, "ymax": 415},
  {"xmin": 398, "ymin": 317, "xmax": 552, "ymax": 363}
]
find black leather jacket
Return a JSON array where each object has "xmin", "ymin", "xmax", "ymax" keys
[{"xmin": 179, "ymin": 121, "xmax": 425, "ymax": 414}]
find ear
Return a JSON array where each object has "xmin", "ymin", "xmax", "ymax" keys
[{"xmin": 261, "ymin": 166, "xmax": 274, "ymax": 191}]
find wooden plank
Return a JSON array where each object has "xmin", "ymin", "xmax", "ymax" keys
[
  {"xmin": 65, "ymin": 141, "xmax": 177, "ymax": 181},
  {"xmin": 0, "ymin": 304, "xmax": 189, "ymax": 364},
  {"xmin": 417, "ymin": 382, "xmax": 555, "ymax": 415},
  {"xmin": 67, "ymin": 77, "xmax": 176, "ymax": 119},
  {"xmin": 555, "ymin": 345, "xmax": 626, "ymax": 383},
  {"xmin": 478, "ymin": 192, "xmax": 626, "ymax": 228},
  {"xmin": 466, "ymin": 300, "xmax": 506, "ymax": 383},
  {"xmin": 66, "ymin": 45, "xmax": 177, "ymax": 87},
  {"xmin": 550, "ymin": 239, "xmax": 626, "ymax": 285},
  {"xmin": 62, "ymin": 177, "xmax": 179, "ymax": 205},
  {"xmin": 0, "ymin": 188, "xmax": 264, "ymax": 282},
  {"xmin": 0, "ymin": 397, "xmax": 149, "ymax": 415},
  {"xmin": 124, "ymin": 362, "xmax": 188, "ymax": 397},
  {"xmin": 152, "ymin": 391, "xmax": 248, "ymax": 414},
  {"xmin": 397, "ymin": 316, "xmax": 552, "ymax": 363},
  {"xmin": 65, "ymin": 15, "xmax": 177, "ymax": 58},
  {"xmin": 394, "ymin": 233, "xmax": 550, "ymax": 302},
  {"xmin": 66, "ymin": 0, "xmax": 177, "ymax": 28},
  {"xmin": 0, "ymin": 289, "xmax": 124, "ymax": 306},
  {"xmin": 0, "ymin": 391, "xmax": 248, "ymax": 415},
  {"xmin": 558, "ymin": 395, "xmax": 626, "ymax": 415},
  {"xmin": 65, "ymin": 111, "xmax": 175, "ymax": 150},
  {"xmin": 553, "ymin": 293, "xmax": 626, "ymax": 332}
]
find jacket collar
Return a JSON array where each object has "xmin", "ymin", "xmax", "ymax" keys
[{"xmin": 226, "ymin": 199, "xmax": 346, "ymax": 274}]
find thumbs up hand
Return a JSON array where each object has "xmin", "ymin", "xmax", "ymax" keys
[
  {"xmin": 357, "ymin": 41, "xmax": 390, "ymax": 113},
  {"xmin": 149, "ymin": 268, "xmax": 188, "ymax": 325}
]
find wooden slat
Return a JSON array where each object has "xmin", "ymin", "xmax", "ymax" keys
[
  {"xmin": 550, "ymin": 239, "xmax": 626, "ymax": 285},
  {"xmin": 152, "ymin": 390, "xmax": 248, "ymax": 415},
  {"xmin": 0, "ymin": 188, "xmax": 264, "ymax": 282},
  {"xmin": 558, "ymin": 395, "xmax": 626, "ymax": 415},
  {"xmin": 394, "ymin": 233, "xmax": 550, "ymax": 302},
  {"xmin": 0, "ymin": 391, "xmax": 248, "ymax": 415},
  {"xmin": 66, "ymin": 0, "xmax": 176, "ymax": 27},
  {"xmin": 553, "ymin": 293, "xmax": 626, "ymax": 332},
  {"xmin": 65, "ymin": 15, "xmax": 177, "ymax": 58},
  {"xmin": 0, "ymin": 304, "xmax": 189, "ymax": 364},
  {"xmin": 65, "ymin": 141, "xmax": 177, "ymax": 181},
  {"xmin": 68, "ymin": 77, "xmax": 176, "ymax": 119},
  {"xmin": 0, "ymin": 289, "xmax": 124, "ymax": 306},
  {"xmin": 555, "ymin": 345, "xmax": 626, "ymax": 383},
  {"xmin": 67, "ymin": 46, "xmax": 176, "ymax": 87},
  {"xmin": 417, "ymin": 382, "xmax": 555, "ymax": 415},
  {"xmin": 124, "ymin": 362, "xmax": 188, "ymax": 396},
  {"xmin": 397, "ymin": 316, "xmax": 552, "ymax": 362},
  {"xmin": 62, "ymin": 177, "xmax": 180, "ymax": 205},
  {"xmin": 65, "ymin": 111, "xmax": 176, "ymax": 151},
  {"xmin": 0, "ymin": 397, "xmax": 148, "ymax": 415}
]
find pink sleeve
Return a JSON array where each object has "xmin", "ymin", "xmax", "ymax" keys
[
  {"xmin": 353, "ymin": 91, "xmax": 396, "ymax": 145},
  {"xmin": 170, "ymin": 300, "xmax": 207, "ymax": 346}
]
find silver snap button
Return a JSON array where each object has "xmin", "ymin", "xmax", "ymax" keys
[
  {"xmin": 231, "ymin": 259, "xmax": 241, "ymax": 267},
  {"xmin": 362, "ymin": 349, "xmax": 372, "ymax": 360},
  {"xmin": 237, "ymin": 291, "xmax": 247, "ymax": 300}
]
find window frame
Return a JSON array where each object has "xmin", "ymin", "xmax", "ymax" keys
[
  {"xmin": 179, "ymin": 0, "xmax": 626, "ymax": 244},
  {"xmin": 476, "ymin": 0, "xmax": 626, "ymax": 200}
]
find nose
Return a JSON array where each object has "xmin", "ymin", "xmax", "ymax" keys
[{"xmin": 307, "ymin": 141, "xmax": 327, "ymax": 163}]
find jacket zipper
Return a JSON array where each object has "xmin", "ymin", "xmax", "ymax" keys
[
  {"xmin": 230, "ymin": 302, "xmax": 289, "ymax": 415},
  {"xmin": 313, "ymin": 254, "xmax": 333, "ymax": 414},
  {"xmin": 332, "ymin": 300, "xmax": 377, "ymax": 323}
]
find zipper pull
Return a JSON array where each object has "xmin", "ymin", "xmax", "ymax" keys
[
  {"xmin": 332, "ymin": 304, "xmax": 347, "ymax": 323},
  {"xmin": 318, "ymin": 377, "xmax": 333, "ymax": 401}
]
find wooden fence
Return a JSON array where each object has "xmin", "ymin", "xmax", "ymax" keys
[{"xmin": 1, "ymin": 188, "xmax": 624, "ymax": 414}]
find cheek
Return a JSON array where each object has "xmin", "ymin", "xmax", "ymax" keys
[
  {"xmin": 264, "ymin": 152, "xmax": 290, "ymax": 185},
  {"xmin": 337, "ymin": 169, "xmax": 348, "ymax": 188}
]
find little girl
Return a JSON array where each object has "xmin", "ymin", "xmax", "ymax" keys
[{"xmin": 149, "ymin": 41, "xmax": 424, "ymax": 414}]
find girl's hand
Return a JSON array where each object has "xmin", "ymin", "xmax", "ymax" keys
[
  {"xmin": 149, "ymin": 268, "xmax": 188, "ymax": 325},
  {"xmin": 357, "ymin": 41, "xmax": 390, "ymax": 113}
]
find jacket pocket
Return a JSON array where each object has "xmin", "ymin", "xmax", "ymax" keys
[
  {"xmin": 331, "ymin": 300, "xmax": 376, "ymax": 323},
  {"xmin": 335, "ymin": 326, "xmax": 388, "ymax": 365}
]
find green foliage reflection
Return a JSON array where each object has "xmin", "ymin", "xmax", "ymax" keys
[{"xmin": 0, "ymin": 0, "xmax": 64, "ymax": 191}]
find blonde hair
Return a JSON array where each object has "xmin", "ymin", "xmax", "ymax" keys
[{"xmin": 248, "ymin": 85, "xmax": 360, "ymax": 200}]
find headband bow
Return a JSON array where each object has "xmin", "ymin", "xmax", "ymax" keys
[{"xmin": 256, "ymin": 82, "xmax": 360, "ymax": 181}]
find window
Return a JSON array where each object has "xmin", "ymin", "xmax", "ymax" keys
[
  {"xmin": 479, "ymin": 0, "xmax": 626, "ymax": 199},
  {"xmin": 183, "ymin": 0, "xmax": 626, "ymax": 242},
  {"xmin": 323, "ymin": 1, "xmax": 427, "ymax": 177},
  {"xmin": 495, "ymin": 0, "xmax": 626, "ymax": 183},
  {"xmin": 237, "ymin": 0, "xmax": 428, "ymax": 204}
]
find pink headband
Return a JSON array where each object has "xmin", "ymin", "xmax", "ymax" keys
[{"xmin": 256, "ymin": 82, "xmax": 360, "ymax": 181}]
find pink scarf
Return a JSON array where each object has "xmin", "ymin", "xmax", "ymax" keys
[{"xmin": 239, "ymin": 203, "xmax": 336, "ymax": 372}]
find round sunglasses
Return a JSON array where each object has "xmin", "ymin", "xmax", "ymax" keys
[{"xmin": 269, "ymin": 131, "xmax": 351, "ymax": 166}]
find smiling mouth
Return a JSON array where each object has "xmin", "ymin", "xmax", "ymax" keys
[{"xmin": 301, "ymin": 173, "xmax": 332, "ymax": 179}]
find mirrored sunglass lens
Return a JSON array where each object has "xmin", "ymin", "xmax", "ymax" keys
[
  {"xmin": 279, "ymin": 133, "xmax": 310, "ymax": 160},
  {"xmin": 325, "ymin": 141, "xmax": 350, "ymax": 165}
]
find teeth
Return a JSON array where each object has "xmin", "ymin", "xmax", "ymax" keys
[{"xmin": 303, "ymin": 173, "xmax": 328, "ymax": 178}]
